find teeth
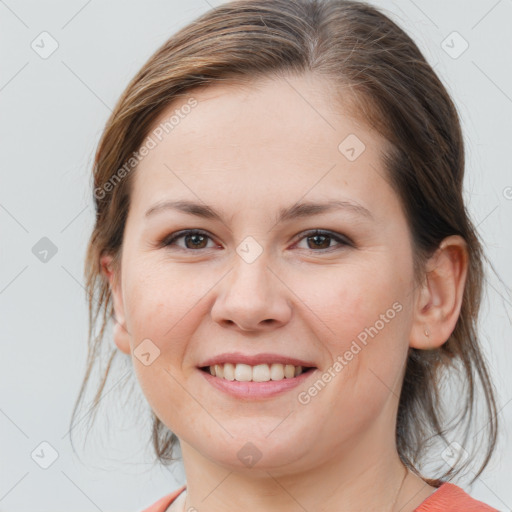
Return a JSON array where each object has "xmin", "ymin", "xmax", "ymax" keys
[
  {"xmin": 252, "ymin": 364, "xmax": 270, "ymax": 382},
  {"xmin": 269, "ymin": 363, "xmax": 284, "ymax": 380},
  {"xmin": 223, "ymin": 362, "xmax": 235, "ymax": 381},
  {"xmin": 234, "ymin": 363, "xmax": 252, "ymax": 382},
  {"xmin": 284, "ymin": 364, "xmax": 295, "ymax": 378},
  {"xmin": 206, "ymin": 363, "xmax": 308, "ymax": 382}
]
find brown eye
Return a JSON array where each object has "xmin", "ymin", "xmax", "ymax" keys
[
  {"xmin": 295, "ymin": 229, "xmax": 352, "ymax": 252},
  {"xmin": 161, "ymin": 229, "xmax": 216, "ymax": 250},
  {"xmin": 160, "ymin": 228, "xmax": 352, "ymax": 253},
  {"xmin": 307, "ymin": 233, "xmax": 331, "ymax": 249}
]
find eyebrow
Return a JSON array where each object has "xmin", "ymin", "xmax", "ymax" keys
[{"xmin": 144, "ymin": 198, "xmax": 373, "ymax": 223}]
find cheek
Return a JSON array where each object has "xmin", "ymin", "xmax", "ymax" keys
[
  {"xmin": 121, "ymin": 265, "xmax": 186, "ymax": 391},
  {"xmin": 295, "ymin": 258, "xmax": 411, "ymax": 414},
  {"xmin": 124, "ymin": 259, "xmax": 203, "ymax": 346},
  {"xmin": 298, "ymin": 260, "xmax": 409, "ymax": 351},
  {"xmin": 291, "ymin": 264, "xmax": 410, "ymax": 439},
  {"xmin": 121, "ymin": 260, "xmax": 220, "ymax": 405}
]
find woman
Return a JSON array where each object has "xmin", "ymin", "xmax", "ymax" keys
[{"xmin": 72, "ymin": 1, "xmax": 501, "ymax": 510}]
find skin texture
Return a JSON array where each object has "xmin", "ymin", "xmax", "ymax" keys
[{"xmin": 101, "ymin": 73, "xmax": 468, "ymax": 512}]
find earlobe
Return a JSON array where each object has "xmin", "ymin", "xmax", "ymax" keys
[
  {"xmin": 409, "ymin": 236, "xmax": 468, "ymax": 350},
  {"xmin": 100, "ymin": 254, "xmax": 132, "ymax": 355},
  {"xmin": 112, "ymin": 320, "xmax": 132, "ymax": 355}
]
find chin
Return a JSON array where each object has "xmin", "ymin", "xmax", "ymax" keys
[{"xmin": 187, "ymin": 426, "xmax": 318, "ymax": 474}]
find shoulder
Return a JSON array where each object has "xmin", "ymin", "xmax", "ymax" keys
[
  {"xmin": 415, "ymin": 482, "xmax": 501, "ymax": 511},
  {"xmin": 140, "ymin": 485, "xmax": 187, "ymax": 512}
]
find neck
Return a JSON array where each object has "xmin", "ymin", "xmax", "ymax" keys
[{"xmin": 178, "ymin": 433, "xmax": 414, "ymax": 512}]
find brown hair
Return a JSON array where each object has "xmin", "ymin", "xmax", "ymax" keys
[{"xmin": 71, "ymin": 0, "xmax": 499, "ymax": 485}]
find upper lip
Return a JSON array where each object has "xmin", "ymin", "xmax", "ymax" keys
[{"xmin": 199, "ymin": 352, "xmax": 317, "ymax": 368}]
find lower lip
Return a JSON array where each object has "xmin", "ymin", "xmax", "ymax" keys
[{"xmin": 198, "ymin": 368, "xmax": 317, "ymax": 399}]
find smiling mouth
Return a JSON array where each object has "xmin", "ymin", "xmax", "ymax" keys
[{"xmin": 199, "ymin": 363, "xmax": 316, "ymax": 382}]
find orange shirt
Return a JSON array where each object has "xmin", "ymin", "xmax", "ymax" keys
[{"xmin": 141, "ymin": 482, "xmax": 500, "ymax": 511}]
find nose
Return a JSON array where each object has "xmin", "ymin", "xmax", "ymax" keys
[{"xmin": 210, "ymin": 253, "xmax": 292, "ymax": 332}]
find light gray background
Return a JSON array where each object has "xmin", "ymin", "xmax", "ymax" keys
[{"xmin": 1, "ymin": 0, "xmax": 511, "ymax": 511}]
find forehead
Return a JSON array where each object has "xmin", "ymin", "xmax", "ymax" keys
[
  {"xmin": 146, "ymin": 73, "xmax": 366, "ymax": 149},
  {"xmin": 129, "ymin": 73, "xmax": 395, "ymax": 217}
]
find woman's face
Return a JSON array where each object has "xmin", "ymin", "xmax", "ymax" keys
[{"xmin": 106, "ymin": 73, "xmax": 421, "ymax": 474}]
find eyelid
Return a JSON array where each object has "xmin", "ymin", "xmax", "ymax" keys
[
  {"xmin": 293, "ymin": 229, "xmax": 354, "ymax": 249},
  {"xmin": 159, "ymin": 229, "xmax": 218, "ymax": 250}
]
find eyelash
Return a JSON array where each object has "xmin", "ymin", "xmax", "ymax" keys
[{"xmin": 159, "ymin": 229, "xmax": 353, "ymax": 253}]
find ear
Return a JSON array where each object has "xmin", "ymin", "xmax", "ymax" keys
[
  {"xmin": 410, "ymin": 235, "xmax": 469, "ymax": 350},
  {"xmin": 100, "ymin": 253, "xmax": 131, "ymax": 355}
]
